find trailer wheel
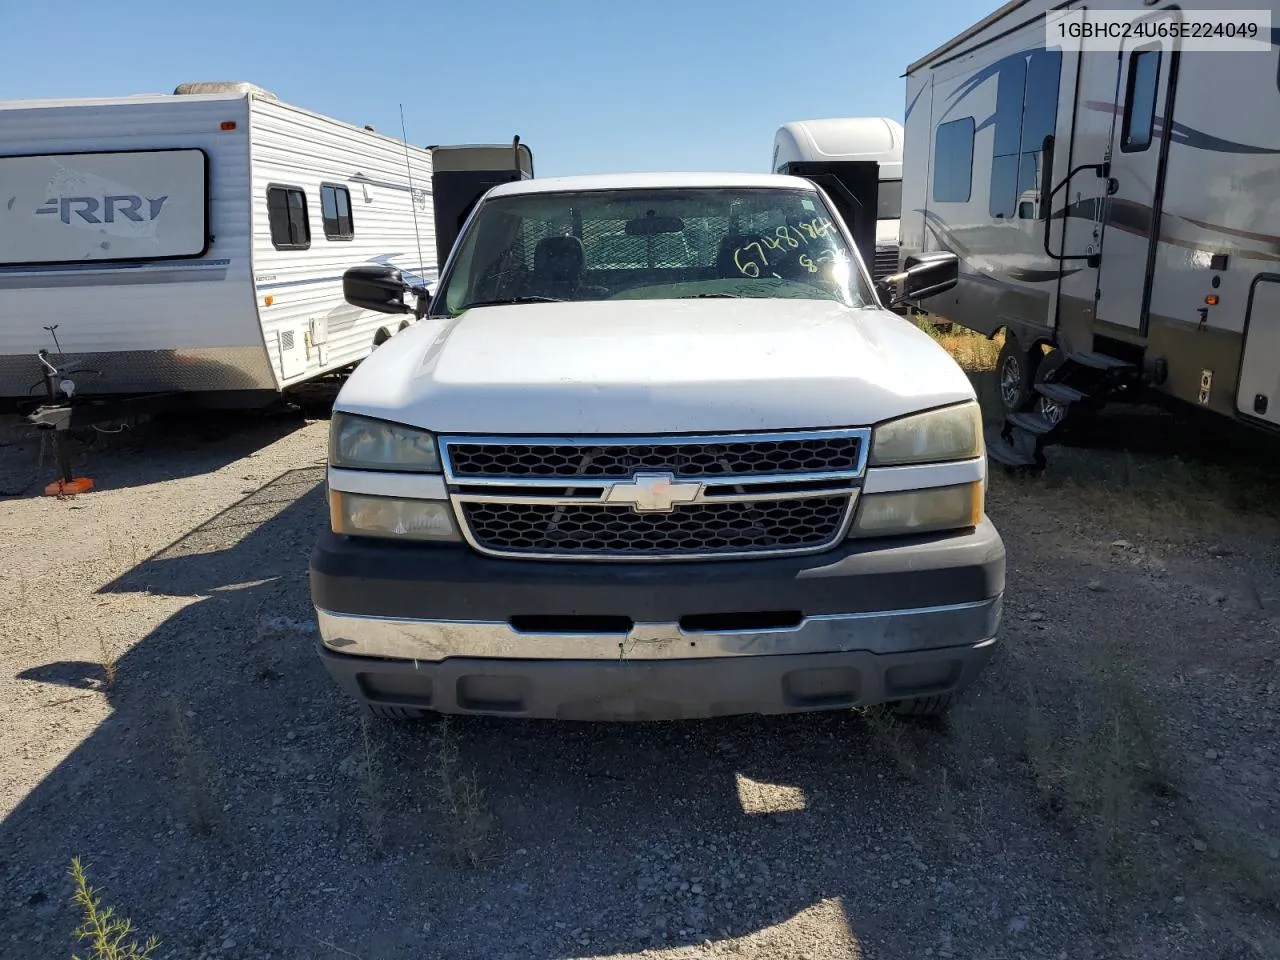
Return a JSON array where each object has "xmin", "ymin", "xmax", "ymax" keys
[{"xmin": 996, "ymin": 336, "xmax": 1039, "ymax": 416}]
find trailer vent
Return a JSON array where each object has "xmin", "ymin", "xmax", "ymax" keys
[
  {"xmin": 280, "ymin": 330, "xmax": 295, "ymax": 351},
  {"xmin": 173, "ymin": 82, "xmax": 278, "ymax": 100}
]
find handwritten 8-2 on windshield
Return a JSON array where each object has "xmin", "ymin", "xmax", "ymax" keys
[{"xmin": 732, "ymin": 217, "xmax": 844, "ymax": 277}]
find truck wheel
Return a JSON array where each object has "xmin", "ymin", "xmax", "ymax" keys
[
  {"xmin": 891, "ymin": 693, "xmax": 957, "ymax": 717},
  {"xmin": 996, "ymin": 337, "xmax": 1039, "ymax": 416}
]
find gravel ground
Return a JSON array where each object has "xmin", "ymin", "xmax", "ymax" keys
[{"xmin": 1, "ymin": 389, "xmax": 1278, "ymax": 960}]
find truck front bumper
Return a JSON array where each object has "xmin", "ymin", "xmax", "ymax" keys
[{"xmin": 309, "ymin": 519, "xmax": 1005, "ymax": 721}]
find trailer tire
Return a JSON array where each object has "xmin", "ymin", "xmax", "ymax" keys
[{"xmin": 996, "ymin": 336, "xmax": 1039, "ymax": 416}]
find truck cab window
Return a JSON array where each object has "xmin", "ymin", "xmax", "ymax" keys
[
  {"xmin": 267, "ymin": 186, "xmax": 311, "ymax": 250},
  {"xmin": 1122, "ymin": 47, "xmax": 1161, "ymax": 152}
]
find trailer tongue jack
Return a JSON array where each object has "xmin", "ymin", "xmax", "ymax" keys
[{"xmin": 29, "ymin": 351, "xmax": 95, "ymax": 497}]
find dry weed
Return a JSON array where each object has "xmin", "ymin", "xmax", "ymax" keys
[
  {"xmin": 861, "ymin": 705, "xmax": 923, "ymax": 781},
  {"xmin": 97, "ymin": 632, "xmax": 117, "ymax": 691},
  {"xmin": 917, "ymin": 319, "xmax": 1003, "ymax": 373},
  {"xmin": 432, "ymin": 718, "xmax": 494, "ymax": 867},
  {"xmin": 69, "ymin": 857, "xmax": 160, "ymax": 959}
]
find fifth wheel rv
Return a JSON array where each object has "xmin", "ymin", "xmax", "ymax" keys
[{"xmin": 899, "ymin": 0, "xmax": 1280, "ymax": 469}]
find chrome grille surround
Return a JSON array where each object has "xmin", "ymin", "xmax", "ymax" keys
[{"xmin": 440, "ymin": 429, "xmax": 872, "ymax": 562}]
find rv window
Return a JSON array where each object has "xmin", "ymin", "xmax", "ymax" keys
[
  {"xmin": 989, "ymin": 48, "xmax": 1063, "ymax": 220},
  {"xmin": 321, "ymin": 184, "xmax": 355, "ymax": 240},
  {"xmin": 993, "ymin": 56, "xmax": 1028, "ymax": 158},
  {"xmin": 1015, "ymin": 154, "xmax": 1041, "ymax": 220},
  {"xmin": 989, "ymin": 156, "xmax": 1019, "ymax": 219},
  {"xmin": 267, "ymin": 186, "xmax": 311, "ymax": 250},
  {"xmin": 1121, "ymin": 47, "xmax": 1161, "ymax": 152},
  {"xmin": 932, "ymin": 118, "xmax": 975, "ymax": 203},
  {"xmin": 1021, "ymin": 50, "xmax": 1062, "ymax": 152},
  {"xmin": 1017, "ymin": 51, "xmax": 1062, "ymax": 218}
]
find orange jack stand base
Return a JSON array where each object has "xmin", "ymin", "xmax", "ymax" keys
[{"xmin": 44, "ymin": 477, "xmax": 95, "ymax": 497}]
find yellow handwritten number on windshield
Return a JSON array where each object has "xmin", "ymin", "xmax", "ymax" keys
[
  {"xmin": 732, "ymin": 218, "xmax": 838, "ymax": 278},
  {"xmin": 733, "ymin": 247, "xmax": 761, "ymax": 278}
]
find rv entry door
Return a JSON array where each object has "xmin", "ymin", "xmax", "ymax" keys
[{"xmin": 1093, "ymin": 11, "xmax": 1179, "ymax": 335}]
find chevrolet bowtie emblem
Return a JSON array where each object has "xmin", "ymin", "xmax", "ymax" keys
[{"xmin": 603, "ymin": 472, "xmax": 702, "ymax": 513}]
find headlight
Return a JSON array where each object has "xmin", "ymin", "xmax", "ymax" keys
[
  {"xmin": 330, "ymin": 491, "xmax": 459, "ymax": 541},
  {"xmin": 850, "ymin": 481, "xmax": 982, "ymax": 537},
  {"xmin": 870, "ymin": 401, "xmax": 983, "ymax": 466},
  {"xmin": 330, "ymin": 413, "xmax": 440, "ymax": 473}
]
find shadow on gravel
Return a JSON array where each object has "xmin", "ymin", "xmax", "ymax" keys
[
  {"xmin": 0, "ymin": 388, "xmax": 335, "ymax": 501},
  {"xmin": 4, "ymin": 458, "xmax": 1278, "ymax": 960},
  {"xmin": 1, "ymin": 467, "xmax": 1109, "ymax": 960}
]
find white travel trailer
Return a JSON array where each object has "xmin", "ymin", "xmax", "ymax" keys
[
  {"xmin": 772, "ymin": 118, "xmax": 905, "ymax": 283},
  {"xmin": 900, "ymin": 1, "xmax": 1280, "ymax": 468},
  {"xmin": 0, "ymin": 82, "xmax": 441, "ymax": 420}
]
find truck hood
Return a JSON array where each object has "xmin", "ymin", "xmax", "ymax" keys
[{"xmin": 335, "ymin": 298, "xmax": 975, "ymax": 434}]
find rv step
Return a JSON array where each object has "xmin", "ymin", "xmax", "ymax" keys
[
  {"xmin": 1006, "ymin": 412, "xmax": 1057, "ymax": 436},
  {"xmin": 1068, "ymin": 351, "xmax": 1134, "ymax": 371},
  {"xmin": 986, "ymin": 435, "xmax": 1040, "ymax": 469},
  {"xmin": 1035, "ymin": 382, "xmax": 1088, "ymax": 404}
]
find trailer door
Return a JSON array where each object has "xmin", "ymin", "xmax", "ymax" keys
[
  {"xmin": 1093, "ymin": 11, "xmax": 1179, "ymax": 335},
  {"xmin": 1237, "ymin": 278, "xmax": 1280, "ymax": 427}
]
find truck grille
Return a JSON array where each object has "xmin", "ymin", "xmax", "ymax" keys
[
  {"xmin": 873, "ymin": 246, "xmax": 899, "ymax": 282},
  {"xmin": 441, "ymin": 430, "xmax": 870, "ymax": 562},
  {"xmin": 446, "ymin": 436, "xmax": 863, "ymax": 479},
  {"xmin": 461, "ymin": 497, "xmax": 847, "ymax": 558}
]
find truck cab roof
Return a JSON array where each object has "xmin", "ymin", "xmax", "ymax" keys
[{"xmin": 486, "ymin": 171, "xmax": 819, "ymax": 199}]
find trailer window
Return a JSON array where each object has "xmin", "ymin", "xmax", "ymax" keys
[
  {"xmin": 321, "ymin": 184, "xmax": 355, "ymax": 240},
  {"xmin": 267, "ymin": 186, "xmax": 311, "ymax": 250},
  {"xmin": 1121, "ymin": 47, "xmax": 1161, "ymax": 152},
  {"xmin": 932, "ymin": 118, "xmax": 974, "ymax": 203},
  {"xmin": 1018, "ymin": 50, "xmax": 1061, "ymax": 219}
]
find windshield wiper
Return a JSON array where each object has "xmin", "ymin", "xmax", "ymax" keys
[
  {"xmin": 686, "ymin": 293, "xmax": 747, "ymax": 299},
  {"xmin": 459, "ymin": 295, "xmax": 567, "ymax": 309}
]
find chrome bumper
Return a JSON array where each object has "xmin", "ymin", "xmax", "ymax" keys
[{"xmin": 316, "ymin": 595, "xmax": 1002, "ymax": 663}]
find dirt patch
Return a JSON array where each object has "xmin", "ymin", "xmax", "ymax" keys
[{"xmin": 1, "ymin": 394, "xmax": 1278, "ymax": 960}]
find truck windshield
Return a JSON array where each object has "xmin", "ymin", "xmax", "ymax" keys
[
  {"xmin": 436, "ymin": 187, "xmax": 870, "ymax": 314},
  {"xmin": 878, "ymin": 180, "xmax": 902, "ymax": 220}
]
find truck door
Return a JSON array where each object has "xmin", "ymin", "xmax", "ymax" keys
[{"xmin": 1093, "ymin": 11, "xmax": 1179, "ymax": 335}]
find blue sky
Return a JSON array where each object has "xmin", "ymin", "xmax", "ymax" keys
[{"xmin": 2, "ymin": 0, "xmax": 994, "ymax": 177}]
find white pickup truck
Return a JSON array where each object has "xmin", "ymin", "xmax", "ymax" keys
[{"xmin": 309, "ymin": 172, "xmax": 1004, "ymax": 722}]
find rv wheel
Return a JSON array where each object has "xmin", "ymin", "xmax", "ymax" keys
[{"xmin": 996, "ymin": 337, "xmax": 1039, "ymax": 415}]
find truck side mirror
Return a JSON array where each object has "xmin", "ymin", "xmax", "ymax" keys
[
  {"xmin": 879, "ymin": 251, "xmax": 959, "ymax": 307},
  {"xmin": 343, "ymin": 265, "xmax": 427, "ymax": 315}
]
